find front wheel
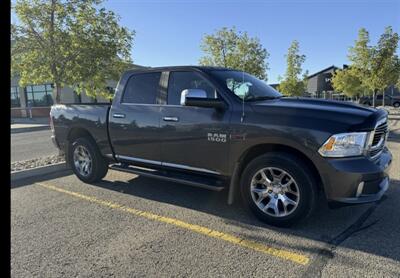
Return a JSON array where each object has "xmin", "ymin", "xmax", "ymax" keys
[
  {"xmin": 69, "ymin": 137, "xmax": 109, "ymax": 183},
  {"xmin": 393, "ymin": 102, "xmax": 400, "ymax": 108},
  {"xmin": 240, "ymin": 152, "xmax": 317, "ymax": 227}
]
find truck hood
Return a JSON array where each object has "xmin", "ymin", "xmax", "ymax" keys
[{"xmin": 250, "ymin": 97, "xmax": 387, "ymax": 132}]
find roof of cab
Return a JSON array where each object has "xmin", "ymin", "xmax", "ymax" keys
[{"xmin": 123, "ymin": 65, "xmax": 235, "ymax": 75}]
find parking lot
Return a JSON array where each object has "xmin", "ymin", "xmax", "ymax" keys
[{"xmin": 11, "ymin": 111, "xmax": 400, "ymax": 277}]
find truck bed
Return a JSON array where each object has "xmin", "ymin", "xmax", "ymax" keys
[{"xmin": 50, "ymin": 104, "xmax": 113, "ymax": 159}]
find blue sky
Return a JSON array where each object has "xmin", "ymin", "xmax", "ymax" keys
[
  {"xmin": 12, "ymin": 0, "xmax": 400, "ymax": 83},
  {"xmin": 102, "ymin": 0, "xmax": 400, "ymax": 83}
]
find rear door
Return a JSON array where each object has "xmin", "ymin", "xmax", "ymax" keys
[
  {"xmin": 109, "ymin": 71, "xmax": 163, "ymax": 165},
  {"xmin": 159, "ymin": 70, "xmax": 231, "ymax": 175}
]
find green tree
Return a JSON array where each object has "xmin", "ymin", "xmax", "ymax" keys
[
  {"xmin": 397, "ymin": 75, "xmax": 400, "ymax": 89},
  {"xmin": 331, "ymin": 67, "xmax": 366, "ymax": 99},
  {"xmin": 348, "ymin": 28, "xmax": 372, "ymax": 76},
  {"xmin": 369, "ymin": 26, "xmax": 400, "ymax": 106},
  {"xmin": 278, "ymin": 40, "xmax": 307, "ymax": 96},
  {"xmin": 11, "ymin": 0, "xmax": 134, "ymax": 102},
  {"xmin": 347, "ymin": 28, "xmax": 374, "ymax": 103},
  {"xmin": 199, "ymin": 27, "xmax": 269, "ymax": 80},
  {"xmin": 347, "ymin": 27, "xmax": 400, "ymax": 107}
]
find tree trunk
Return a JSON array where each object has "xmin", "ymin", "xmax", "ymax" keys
[
  {"xmin": 53, "ymin": 83, "xmax": 61, "ymax": 104},
  {"xmin": 382, "ymin": 89, "xmax": 385, "ymax": 107},
  {"xmin": 373, "ymin": 90, "xmax": 376, "ymax": 107},
  {"xmin": 50, "ymin": 0, "xmax": 60, "ymax": 104}
]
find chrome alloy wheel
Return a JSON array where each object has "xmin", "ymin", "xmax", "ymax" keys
[
  {"xmin": 73, "ymin": 145, "xmax": 92, "ymax": 177},
  {"xmin": 250, "ymin": 167, "xmax": 300, "ymax": 217}
]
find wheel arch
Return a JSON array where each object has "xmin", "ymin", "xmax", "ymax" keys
[
  {"xmin": 237, "ymin": 143, "xmax": 323, "ymax": 193},
  {"xmin": 67, "ymin": 127, "xmax": 96, "ymax": 142},
  {"xmin": 66, "ymin": 127, "xmax": 98, "ymax": 166}
]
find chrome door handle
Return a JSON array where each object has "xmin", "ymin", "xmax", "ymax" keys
[
  {"xmin": 113, "ymin": 113, "xmax": 126, "ymax": 118},
  {"xmin": 163, "ymin": 116, "xmax": 179, "ymax": 122}
]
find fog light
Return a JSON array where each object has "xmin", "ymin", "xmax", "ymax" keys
[{"xmin": 356, "ymin": 181, "xmax": 364, "ymax": 197}]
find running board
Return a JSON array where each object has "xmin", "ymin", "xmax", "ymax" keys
[{"xmin": 109, "ymin": 164, "xmax": 226, "ymax": 191}]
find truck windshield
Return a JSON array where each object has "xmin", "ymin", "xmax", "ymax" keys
[{"xmin": 210, "ymin": 70, "xmax": 282, "ymax": 101}]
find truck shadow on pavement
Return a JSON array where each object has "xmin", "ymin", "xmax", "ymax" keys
[
  {"xmin": 11, "ymin": 169, "xmax": 72, "ymax": 189},
  {"xmin": 93, "ymin": 175, "xmax": 400, "ymax": 264}
]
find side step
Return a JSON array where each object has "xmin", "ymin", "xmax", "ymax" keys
[{"xmin": 109, "ymin": 164, "xmax": 226, "ymax": 191}]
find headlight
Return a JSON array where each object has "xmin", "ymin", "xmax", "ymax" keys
[{"xmin": 318, "ymin": 132, "xmax": 368, "ymax": 157}]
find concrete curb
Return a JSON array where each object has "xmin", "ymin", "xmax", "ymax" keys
[
  {"xmin": 11, "ymin": 126, "xmax": 50, "ymax": 134},
  {"xmin": 11, "ymin": 162, "xmax": 70, "ymax": 182}
]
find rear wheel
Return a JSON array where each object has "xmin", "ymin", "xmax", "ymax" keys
[
  {"xmin": 69, "ymin": 137, "xmax": 108, "ymax": 183},
  {"xmin": 393, "ymin": 102, "xmax": 400, "ymax": 108},
  {"xmin": 240, "ymin": 152, "xmax": 317, "ymax": 227}
]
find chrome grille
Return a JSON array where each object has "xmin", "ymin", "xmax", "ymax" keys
[
  {"xmin": 372, "ymin": 122, "xmax": 388, "ymax": 145},
  {"xmin": 369, "ymin": 119, "xmax": 389, "ymax": 159},
  {"xmin": 370, "ymin": 147, "xmax": 383, "ymax": 158}
]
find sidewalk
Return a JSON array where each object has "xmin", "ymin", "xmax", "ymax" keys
[{"xmin": 11, "ymin": 117, "xmax": 50, "ymax": 133}]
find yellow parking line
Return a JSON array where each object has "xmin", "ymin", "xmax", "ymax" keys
[{"xmin": 37, "ymin": 182, "xmax": 310, "ymax": 265}]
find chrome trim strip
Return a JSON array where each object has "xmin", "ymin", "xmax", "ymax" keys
[
  {"xmin": 375, "ymin": 117, "xmax": 387, "ymax": 128},
  {"xmin": 370, "ymin": 149, "xmax": 384, "ymax": 160},
  {"xmin": 163, "ymin": 116, "xmax": 179, "ymax": 122},
  {"xmin": 114, "ymin": 155, "xmax": 220, "ymax": 175},
  {"xmin": 115, "ymin": 155, "xmax": 162, "ymax": 166},
  {"xmin": 367, "ymin": 116, "xmax": 388, "ymax": 160},
  {"xmin": 162, "ymin": 162, "xmax": 220, "ymax": 175},
  {"xmin": 370, "ymin": 136, "xmax": 385, "ymax": 151},
  {"xmin": 112, "ymin": 113, "xmax": 126, "ymax": 118},
  {"xmin": 119, "ymin": 103, "xmax": 162, "ymax": 107}
]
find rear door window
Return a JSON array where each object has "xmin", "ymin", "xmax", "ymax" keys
[{"xmin": 122, "ymin": 72, "xmax": 161, "ymax": 104}]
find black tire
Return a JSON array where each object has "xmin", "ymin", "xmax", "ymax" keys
[
  {"xmin": 240, "ymin": 152, "xmax": 317, "ymax": 227},
  {"xmin": 393, "ymin": 102, "xmax": 400, "ymax": 108},
  {"xmin": 69, "ymin": 137, "xmax": 108, "ymax": 183}
]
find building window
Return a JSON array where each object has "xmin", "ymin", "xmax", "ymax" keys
[
  {"xmin": 11, "ymin": 86, "xmax": 21, "ymax": 107},
  {"xmin": 25, "ymin": 84, "xmax": 54, "ymax": 107}
]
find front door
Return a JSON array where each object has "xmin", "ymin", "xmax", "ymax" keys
[
  {"xmin": 109, "ymin": 71, "xmax": 162, "ymax": 165},
  {"xmin": 160, "ymin": 71, "xmax": 231, "ymax": 175}
]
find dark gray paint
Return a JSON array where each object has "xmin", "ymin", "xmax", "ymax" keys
[{"xmin": 50, "ymin": 66, "xmax": 392, "ymax": 205}]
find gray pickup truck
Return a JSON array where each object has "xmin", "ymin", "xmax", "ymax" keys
[
  {"xmin": 359, "ymin": 94, "xmax": 400, "ymax": 107},
  {"xmin": 50, "ymin": 66, "xmax": 392, "ymax": 226}
]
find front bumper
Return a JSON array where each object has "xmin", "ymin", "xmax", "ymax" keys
[
  {"xmin": 318, "ymin": 147, "xmax": 392, "ymax": 205},
  {"xmin": 332, "ymin": 176, "xmax": 389, "ymax": 204}
]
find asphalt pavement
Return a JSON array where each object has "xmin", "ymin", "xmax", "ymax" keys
[{"xmin": 11, "ymin": 129, "xmax": 58, "ymax": 162}]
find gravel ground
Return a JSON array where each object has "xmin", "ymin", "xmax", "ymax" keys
[
  {"xmin": 11, "ymin": 155, "xmax": 65, "ymax": 172},
  {"xmin": 380, "ymin": 106, "xmax": 400, "ymax": 114}
]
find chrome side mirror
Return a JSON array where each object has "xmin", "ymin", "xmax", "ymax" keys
[{"xmin": 180, "ymin": 89, "xmax": 207, "ymax": 106}]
